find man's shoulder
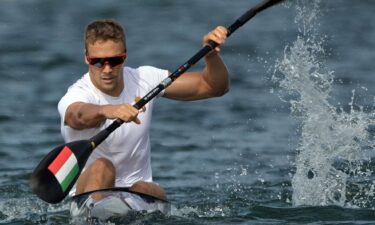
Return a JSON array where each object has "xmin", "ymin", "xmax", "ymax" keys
[
  {"xmin": 125, "ymin": 65, "xmax": 167, "ymax": 74},
  {"xmin": 68, "ymin": 73, "xmax": 91, "ymax": 91},
  {"xmin": 61, "ymin": 72, "xmax": 95, "ymax": 100}
]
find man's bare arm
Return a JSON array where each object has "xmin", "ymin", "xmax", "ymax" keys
[{"xmin": 64, "ymin": 102, "xmax": 140, "ymax": 130}]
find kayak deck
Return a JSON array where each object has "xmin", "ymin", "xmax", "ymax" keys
[{"xmin": 70, "ymin": 188, "xmax": 170, "ymax": 221}]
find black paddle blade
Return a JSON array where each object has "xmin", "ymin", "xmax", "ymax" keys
[
  {"xmin": 241, "ymin": 0, "xmax": 285, "ymax": 23},
  {"xmin": 30, "ymin": 140, "xmax": 94, "ymax": 204},
  {"xmin": 255, "ymin": 0, "xmax": 285, "ymax": 12}
]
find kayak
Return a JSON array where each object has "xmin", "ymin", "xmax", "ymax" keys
[{"xmin": 70, "ymin": 187, "xmax": 170, "ymax": 221}]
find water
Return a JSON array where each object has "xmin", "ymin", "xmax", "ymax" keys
[
  {"xmin": 273, "ymin": 0, "xmax": 375, "ymax": 208},
  {"xmin": 0, "ymin": 0, "xmax": 374, "ymax": 224}
]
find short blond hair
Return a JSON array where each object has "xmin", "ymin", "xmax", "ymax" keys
[{"xmin": 85, "ymin": 19, "xmax": 126, "ymax": 53}]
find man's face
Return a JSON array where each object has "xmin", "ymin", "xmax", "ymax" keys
[{"xmin": 85, "ymin": 40, "xmax": 126, "ymax": 96}]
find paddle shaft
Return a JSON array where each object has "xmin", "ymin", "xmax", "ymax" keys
[{"xmin": 90, "ymin": 0, "xmax": 284, "ymax": 147}]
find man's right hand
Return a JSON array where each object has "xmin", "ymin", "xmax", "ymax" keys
[
  {"xmin": 65, "ymin": 102, "xmax": 141, "ymax": 130},
  {"xmin": 99, "ymin": 104, "xmax": 141, "ymax": 124}
]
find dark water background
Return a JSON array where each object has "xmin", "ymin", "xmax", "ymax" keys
[{"xmin": 1, "ymin": 0, "xmax": 375, "ymax": 224}]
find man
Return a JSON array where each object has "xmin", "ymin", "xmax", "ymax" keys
[{"xmin": 58, "ymin": 19, "xmax": 229, "ymax": 212}]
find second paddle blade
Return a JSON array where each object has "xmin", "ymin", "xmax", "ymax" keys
[{"xmin": 30, "ymin": 140, "xmax": 94, "ymax": 204}]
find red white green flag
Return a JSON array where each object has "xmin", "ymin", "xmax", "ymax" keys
[{"xmin": 48, "ymin": 146, "xmax": 79, "ymax": 192}]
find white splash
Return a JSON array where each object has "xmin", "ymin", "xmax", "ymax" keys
[
  {"xmin": 273, "ymin": 0, "xmax": 375, "ymax": 207},
  {"xmin": 0, "ymin": 197, "xmax": 69, "ymax": 223}
]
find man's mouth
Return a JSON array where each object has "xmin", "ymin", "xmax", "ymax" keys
[{"xmin": 101, "ymin": 76, "xmax": 115, "ymax": 83}]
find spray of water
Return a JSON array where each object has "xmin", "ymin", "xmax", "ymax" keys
[
  {"xmin": 273, "ymin": 0, "xmax": 375, "ymax": 207},
  {"xmin": 0, "ymin": 197, "xmax": 69, "ymax": 224}
]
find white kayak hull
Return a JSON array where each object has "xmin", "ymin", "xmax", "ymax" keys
[{"xmin": 70, "ymin": 188, "xmax": 170, "ymax": 221}]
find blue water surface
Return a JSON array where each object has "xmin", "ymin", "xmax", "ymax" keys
[{"xmin": 0, "ymin": 0, "xmax": 374, "ymax": 224}]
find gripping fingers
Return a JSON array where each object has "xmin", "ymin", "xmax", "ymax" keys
[
  {"xmin": 204, "ymin": 26, "xmax": 228, "ymax": 52},
  {"xmin": 118, "ymin": 104, "xmax": 141, "ymax": 124}
]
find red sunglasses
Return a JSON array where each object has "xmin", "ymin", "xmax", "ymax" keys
[{"xmin": 86, "ymin": 53, "xmax": 127, "ymax": 68}]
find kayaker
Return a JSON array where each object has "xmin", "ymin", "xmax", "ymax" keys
[{"xmin": 57, "ymin": 19, "xmax": 229, "ymax": 212}]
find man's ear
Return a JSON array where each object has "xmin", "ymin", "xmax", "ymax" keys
[
  {"xmin": 84, "ymin": 56, "xmax": 89, "ymax": 65},
  {"xmin": 84, "ymin": 50, "xmax": 89, "ymax": 65}
]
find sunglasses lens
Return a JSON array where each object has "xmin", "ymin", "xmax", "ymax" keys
[
  {"xmin": 108, "ymin": 56, "xmax": 125, "ymax": 67},
  {"xmin": 89, "ymin": 58, "xmax": 105, "ymax": 68},
  {"xmin": 88, "ymin": 55, "xmax": 126, "ymax": 68}
]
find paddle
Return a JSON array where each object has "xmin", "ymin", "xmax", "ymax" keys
[{"xmin": 30, "ymin": 0, "xmax": 285, "ymax": 204}]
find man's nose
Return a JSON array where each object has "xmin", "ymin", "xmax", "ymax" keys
[{"xmin": 102, "ymin": 62, "xmax": 113, "ymax": 73}]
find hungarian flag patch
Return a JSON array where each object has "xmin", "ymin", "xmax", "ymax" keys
[{"xmin": 48, "ymin": 146, "xmax": 79, "ymax": 192}]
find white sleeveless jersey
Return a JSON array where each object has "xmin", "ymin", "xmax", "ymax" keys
[{"xmin": 57, "ymin": 66, "xmax": 168, "ymax": 195}]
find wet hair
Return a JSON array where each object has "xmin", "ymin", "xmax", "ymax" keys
[{"xmin": 85, "ymin": 19, "xmax": 126, "ymax": 53}]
